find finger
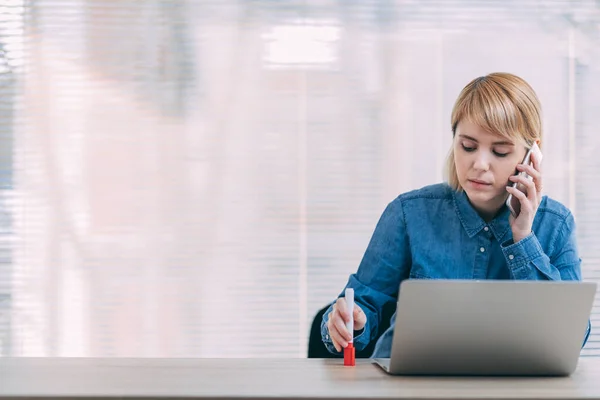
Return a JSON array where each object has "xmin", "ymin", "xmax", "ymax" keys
[
  {"xmin": 330, "ymin": 333, "xmax": 341, "ymax": 352},
  {"xmin": 508, "ymin": 174, "xmax": 537, "ymax": 204},
  {"xmin": 335, "ymin": 298, "xmax": 351, "ymax": 324},
  {"xmin": 530, "ymin": 150, "xmax": 543, "ymax": 174},
  {"xmin": 332, "ymin": 340, "xmax": 341, "ymax": 353},
  {"xmin": 326, "ymin": 323, "xmax": 339, "ymax": 352},
  {"xmin": 333, "ymin": 312, "xmax": 352, "ymax": 342},
  {"xmin": 329, "ymin": 320, "xmax": 349, "ymax": 349},
  {"xmin": 353, "ymin": 304, "xmax": 366, "ymax": 330},
  {"xmin": 515, "ymin": 163, "xmax": 540, "ymax": 182},
  {"xmin": 516, "ymin": 163, "xmax": 542, "ymax": 193},
  {"xmin": 330, "ymin": 332, "xmax": 341, "ymax": 352},
  {"xmin": 506, "ymin": 185, "xmax": 533, "ymax": 215},
  {"xmin": 326, "ymin": 314, "xmax": 343, "ymax": 352}
]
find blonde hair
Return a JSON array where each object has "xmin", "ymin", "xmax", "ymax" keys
[{"xmin": 445, "ymin": 72, "xmax": 542, "ymax": 190}]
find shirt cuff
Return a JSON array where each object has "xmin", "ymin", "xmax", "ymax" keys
[
  {"xmin": 320, "ymin": 304, "xmax": 339, "ymax": 354},
  {"xmin": 501, "ymin": 232, "xmax": 544, "ymax": 276}
]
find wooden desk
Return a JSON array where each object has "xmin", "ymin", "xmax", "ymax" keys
[{"xmin": 1, "ymin": 357, "xmax": 600, "ymax": 399}]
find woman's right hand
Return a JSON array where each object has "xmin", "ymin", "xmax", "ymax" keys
[{"xmin": 326, "ymin": 297, "xmax": 367, "ymax": 352}]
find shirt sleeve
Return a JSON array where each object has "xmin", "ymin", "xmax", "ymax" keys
[
  {"xmin": 501, "ymin": 211, "xmax": 581, "ymax": 281},
  {"xmin": 321, "ymin": 198, "xmax": 412, "ymax": 354},
  {"xmin": 500, "ymin": 211, "xmax": 591, "ymax": 348}
]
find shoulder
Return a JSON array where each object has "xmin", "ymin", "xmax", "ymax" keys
[
  {"xmin": 384, "ymin": 183, "xmax": 454, "ymax": 218},
  {"xmin": 393, "ymin": 183, "xmax": 453, "ymax": 203},
  {"xmin": 533, "ymin": 196, "xmax": 578, "ymax": 255},
  {"xmin": 537, "ymin": 196, "xmax": 572, "ymax": 220},
  {"xmin": 535, "ymin": 195, "xmax": 575, "ymax": 230}
]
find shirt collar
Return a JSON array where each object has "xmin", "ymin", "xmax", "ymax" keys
[{"xmin": 452, "ymin": 189, "xmax": 512, "ymax": 241}]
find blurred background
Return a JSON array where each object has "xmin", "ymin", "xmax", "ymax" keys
[{"xmin": 0, "ymin": 0, "xmax": 599, "ymax": 358}]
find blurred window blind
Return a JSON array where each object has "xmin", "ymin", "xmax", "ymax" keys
[
  {"xmin": 0, "ymin": 0, "xmax": 599, "ymax": 357},
  {"xmin": 0, "ymin": 0, "xmax": 21, "ymax": 356}
]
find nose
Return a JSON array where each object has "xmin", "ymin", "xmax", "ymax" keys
[{"xmin": 472, "ymin": 151, "xmax": 491, "ymax": 172}]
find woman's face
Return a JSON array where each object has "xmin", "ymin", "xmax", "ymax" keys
[{"xmin": 453, "ymin": 120, "xmax": 528, "ymax": 219}]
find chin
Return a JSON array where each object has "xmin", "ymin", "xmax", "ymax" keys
[
  {"xmin": 464, "ymin": 188, "xmax": 489, "ymax": 201},
  {"xmin": 462, "ymin": 184, "xmax": 497, "ymax": 201},
  {"xmin": 464, "ymin": 186, "xmax": 504, "ymax": 207}
]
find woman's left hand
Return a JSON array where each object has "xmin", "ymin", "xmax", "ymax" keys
[{"xmin": 506, "ymin": 151, "xmax": 543, "ymax": 243}]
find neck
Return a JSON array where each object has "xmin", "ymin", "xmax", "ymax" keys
[
  {"xmin": 467, "ymin": 196, "xmax": 506, "ymax": 223},
  {"xmin": 477, "ymin": 208, "xmax": 499, "ymax": 223}
]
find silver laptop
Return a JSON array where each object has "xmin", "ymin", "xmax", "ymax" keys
[{"xmin": 374, "ymin": 279, "xmax": 596, "ymax": 376}]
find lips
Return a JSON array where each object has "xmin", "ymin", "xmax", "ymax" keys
[{"xmin": 468, "ymin": 179, "xmax": 492, "ymax": 186}]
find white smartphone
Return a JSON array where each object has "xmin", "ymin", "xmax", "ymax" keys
[{"xmin": 506, "ymin": 142, "xmax": 543, "ymax": 218}]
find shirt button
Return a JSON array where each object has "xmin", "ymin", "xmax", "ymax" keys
[
  {"xmin": 326, "ymin": 335, "xmax": 329, "ymax": 340},
  {"xmin": 509, "ymin": 254, "xmax": 514, "ymax": 260},
  {"xmin": 484, "ymin": 226, "xmax": 489, "ymax": 232},
  {"xmin": 480, "ymin": 247, "xmax": 485, "ymax": 253}
]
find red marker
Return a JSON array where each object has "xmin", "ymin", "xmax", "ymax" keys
[{"xmin": 344, "ymin": 288, "xmax": 355, "ymax": 366}]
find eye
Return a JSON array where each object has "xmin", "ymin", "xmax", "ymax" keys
[
  {"xmin": 493, "ymin": 151, "xmax": 509, "ymax": 158},
  {"xmin": 461, "ymin": 144, "xmax": 476, "ymax": 152}
]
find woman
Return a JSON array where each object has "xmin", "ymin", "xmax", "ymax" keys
[{"xmin": 321, "ymin": 72, "xmax": 590, "ymax": 358}]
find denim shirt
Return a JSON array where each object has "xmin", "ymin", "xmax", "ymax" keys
[{"xmin": 321, "ymin": 183, "xmax": 590, "ymax": 358}]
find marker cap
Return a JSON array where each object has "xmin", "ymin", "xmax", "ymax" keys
[{"xmin": 344, "ymin": 343, "xmax": 355, "ymax": 366}]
